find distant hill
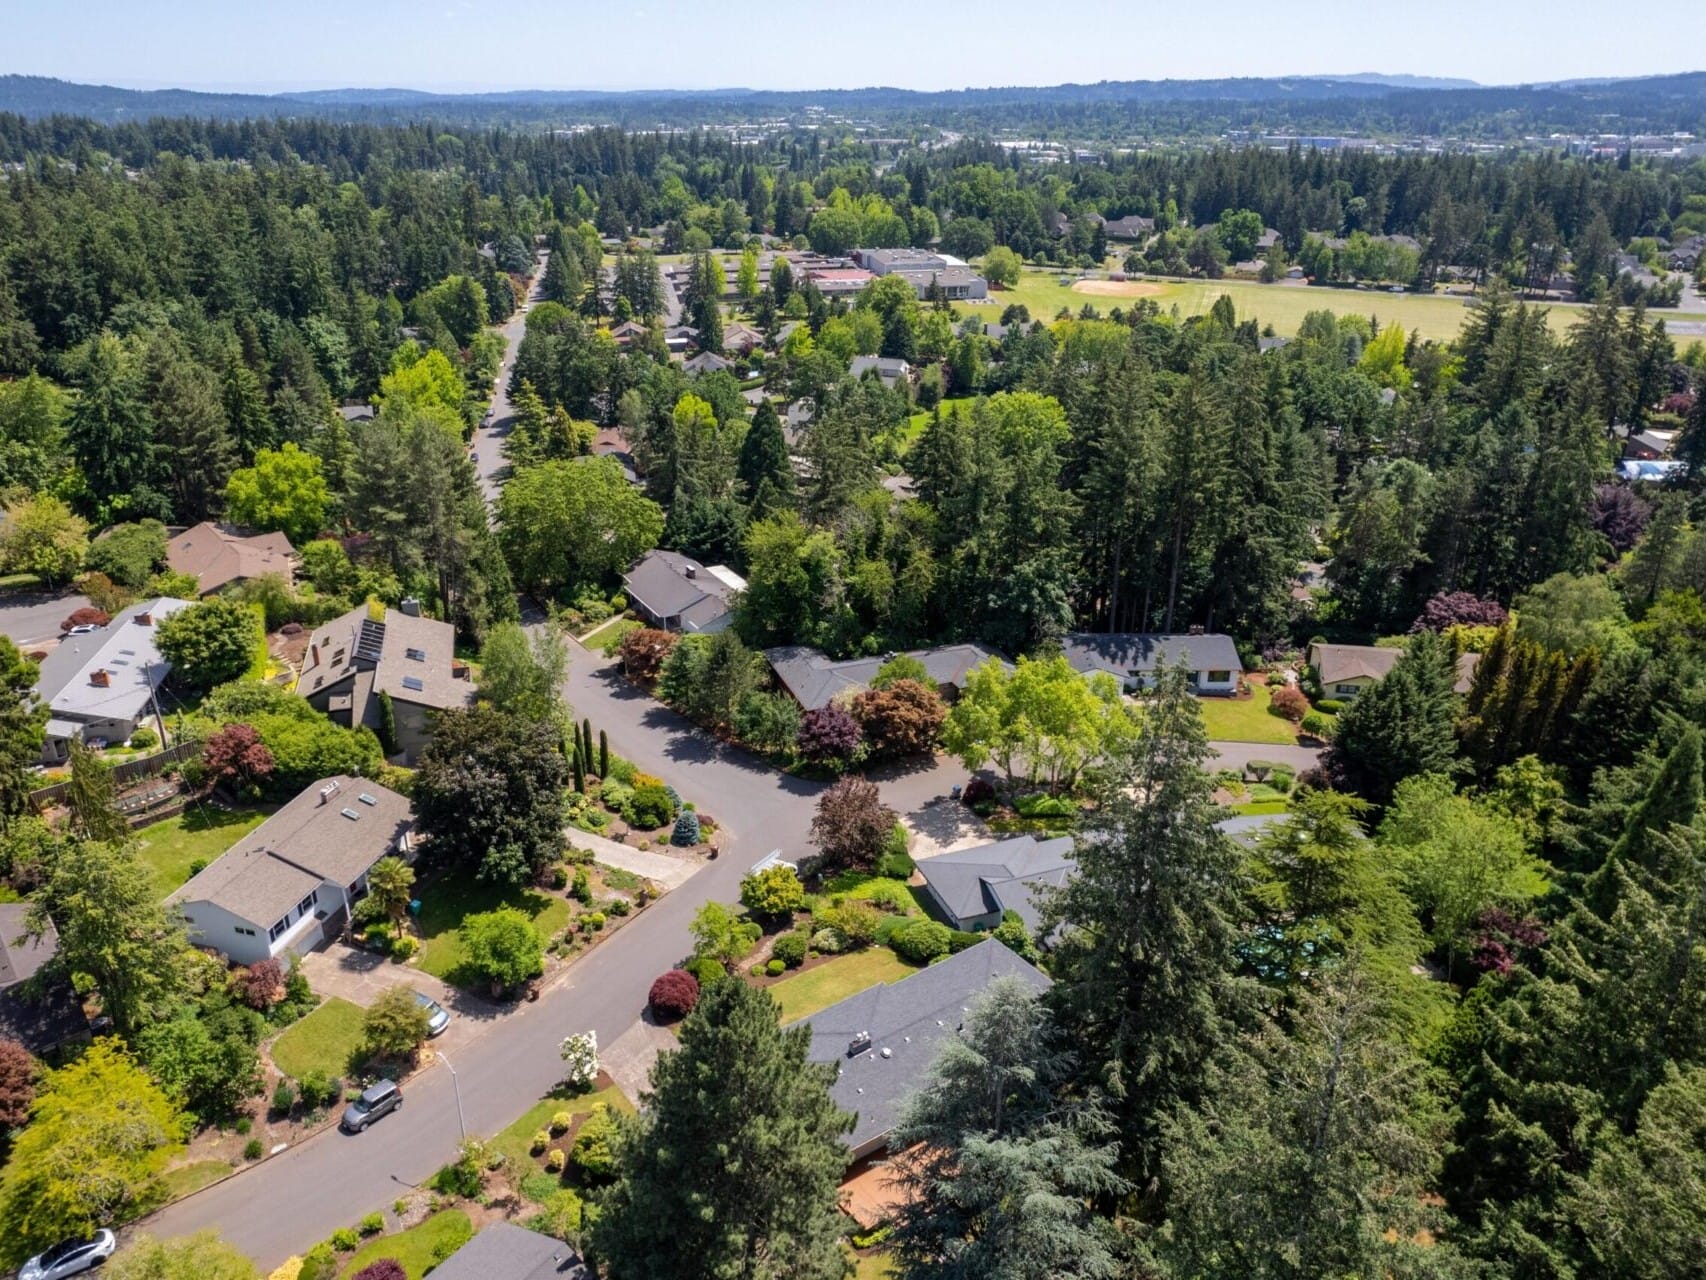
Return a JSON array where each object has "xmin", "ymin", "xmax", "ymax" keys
[{"xmin": 1301, "ymin": 73, "xmax": 1481, "ymax": 90}]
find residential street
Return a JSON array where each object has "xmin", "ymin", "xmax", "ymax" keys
[
  {"xmin": 470, "ymin": 251, "xmax": 547, "ymax": 504},
  {"xmin": 0, "ymin": 589, "xmax": 90, "ymax": 648},
  {"xmin": 142, "ymin": 638, "xmax": 966, "ymax": 1268}
]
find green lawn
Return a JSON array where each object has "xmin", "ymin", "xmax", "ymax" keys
[
  {"xmin": 270, "ymin": 997, "xmax": 368, "ymax": 1081},
  {"xmin": 415, "ymin": 870, "xmax": 572, "ymax": 986},
  {"xmin": 1196, "ymin": 684, "xmax": 1297, "ymax": 746},
  {"xmin": 585, "ymin": 614, "xmax": 641, "ymax": 653},
  {"xmin": 491, "ymin": 1083, "xmax": 634, "ymax": 1199},
  {"xmin": 133, "ymin": 805, "xmax": 269, "ymax": 899},
  {"xmin": 1229, "ymin": 799, "xmax": 1291, "ymax": 816},
  {"xmin": 772, "ymin": 949, "xmax": 922, "ymax": 1024},
  {"xmin": 853, "ymin": 1253, "xmax": 899, "ymax": 1280},
  {"xmin": 337, "ymin": 1209, "xmax": 473, "ymax": 1280},
  {"xmin": 159, "ymin": 1159, "xmax": 231, "ymax": 1202}
]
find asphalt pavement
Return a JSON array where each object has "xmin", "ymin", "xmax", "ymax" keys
[
  {"xmin": 0, "ymin": 589, "xmax": 90, "ymax": 648},
  {"xmin": 471, "ymin": 252, "xmax": 548, "ymax": 505}
]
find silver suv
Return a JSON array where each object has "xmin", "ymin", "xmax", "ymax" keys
[{"xmin": 341, "ymin": 1079, "xmax": 403, "ymax": 1132}]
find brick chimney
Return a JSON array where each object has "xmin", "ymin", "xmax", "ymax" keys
[
  {"xmin": 89, "ymin": 669, "xmax": 110, "ymax": 687},
  {"xmin": 135, "ymin": 611, "xmax": 153, "ymax": 626}
]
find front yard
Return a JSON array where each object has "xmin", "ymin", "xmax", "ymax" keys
[
  {"xmin": 270, "ymin": 996, "xmax": 367, "ymax": 1080},
  {"xmin": 414, "ymin": 872, "xmax": 574, "ymax": 986},
  {"xmin": 336, "ymin": 1208, "xmax": 473, "ymax": 1280},
  {"xmin": 133, "ymin": 803, "xmax": 269, "ymax": 898},
  {"xmin": 1196, "ymin": 682, "xmax": 1298, "ymax": 745},
  {"xmin": 770, "ymin": 949, "xmax": 922, "ymax": 1023},
  {"xmin": 491, "ymin": 1079, "xmax": 635, "ymax": 1205}
]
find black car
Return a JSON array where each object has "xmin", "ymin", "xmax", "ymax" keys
[{"xmin": 341, "ymin": 1079, "xmax": 402, "ymax": 1132}]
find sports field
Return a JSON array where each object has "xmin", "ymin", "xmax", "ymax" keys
[{"xmin": 957, "ymin": 269, "xmax": 1706, "ymax": 344}]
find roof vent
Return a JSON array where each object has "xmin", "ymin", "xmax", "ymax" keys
[
  {"xmin": 341, "ymin": 807, "xmax": 360, "ymax": 821},
  {"xmin": 683, "ymin": 564, "xmax": 697, "ymax": 579},
  {"xmin": 880, "ymin": 1046, "xmax": 893, "ymax": 1059},
  {"xmin": 318, "ymin": 781, "xmax": 340, "ymax": 805},
  {"xmin": 399, "ymin": 597, "xmax": 422, "ymax": 617},
  {"xmin": 89, "ymin": 669, "xmax": 110, "ymax": 687},
  {"xmin": 846, "ymin": 1031, "xmax": 871, "ymax": 1057}
]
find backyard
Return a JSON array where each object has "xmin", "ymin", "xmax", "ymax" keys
[
  {"xmin": 1196, "ymin": 682, "xmax": 1298, "ymax": 745},
  {"xmin": 269, "ymin": 996, "xmax": 367, "ymax": 1081},
  {"xmin": 770, "ymin": 948, "xmax": 922, "ymax": 1024},
  {"xmin": 132, "ymin": 803, "xmax": 269, "ymax": 898},
  {"xmin": 414, "ymin": 870, "xmax": 572, "ymax": 986}
]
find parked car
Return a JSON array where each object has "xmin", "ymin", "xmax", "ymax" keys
[
  {"xmin": 341, "ymin": 1079, "xmax": 403, "ymax": 1132},
  {"xmin": 414, "ymin": 989, "xmax": 451, "ymax": 1038},
  {"xmin": 20, "ymin": 1231, "xmax": 117, "ymax": 1279},
  {"xmin": 64, "ymin": 624, "xmax": 100, "ymax": 636}
]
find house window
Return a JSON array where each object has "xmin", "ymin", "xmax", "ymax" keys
[
  {"xmin": 1206, "ymin": 670, "xmax": 1231, "ymax": 683},
  {"xmin": 269, "ymin": 917, "xmax": 290, "ymax": 942},
  {"xmin": 1334, "ymin": 683, "xmax": 1360, "ymax": 696},
  {"xmin": 234, "ymin": 925, "xmax": 255, "ymax": 937},
  {"xmin": 297, "ymin": 891, "xmax": 318, "ymax": 914}
]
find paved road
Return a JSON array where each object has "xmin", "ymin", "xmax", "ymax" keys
[
  {"xmin": 0, "ymin": 589, "xmax": 90, "ymax": 648},
  {"xmin": 1208, "ymin": 740, "xmax": 1323, "ymax": 773},
  {"xmin": 144, "ymin": 639, "xmax": 965, "ymax": 1268},
  {"xmin": 471, "ymin": 252, "xmax": 548, "ymax": 505}
]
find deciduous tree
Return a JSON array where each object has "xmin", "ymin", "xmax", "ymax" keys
[{"xmin": 809, "ymin": 776, "xmax": 896, "ymax": 874}]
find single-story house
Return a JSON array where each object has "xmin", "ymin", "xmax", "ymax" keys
[
  {"xmin": 722, "ymin": 321, "xmax": 764, "ymax": 355},
  {"xmin": 915, "ymin": 834, "xmax": 1076, "ymax": 932},
  {"xmin": 337, "ymin": 403, "xmax": 375, "ymax": 423},
  {"xmin": 1103, "ymin": 214, "xmax": 1155, "ymax": 240},
  {"xmin": 608, "ymin": 319, "xmax": 649, "ymax": 346},
  {"xmin": 427, "ymin": 1222, "xmax": 580, "ymax": 1280},
  {"xmin": 800, "ymin": 939, "xmax": 1050, "ymax": 1159},
  {"xmin": 1060, "ymin": 632, "xmax": 1242, "ymax": 695},
  {"xmin": 763, "ymin": 642, "xmax": 1008, "ymax": 712},
  {"xmin": 621, "ymin": 550, "xmax": 745, "ymax": 634},
  {"xmin": 1256, "ymin": 227, "xmax": 1282, "ymax": 252},
  {"xmin": 298, "ymin": 604, "xmax": 475, "ymax": 763},
  {"xmin": 167, "ymin": 777, "xmax": 413, "ymax": 967},
  {"xmin": 1668, "ymin": 235, "xmax": 1705, "ymax": 271},
  {"xmin": 0, "ymin": 903, "xmax": 89, "ymax": 1056},
  {"xmin": 662, "ymin": 325, "xmax": 699, "ymax": 354},
  {"xmin": 1309, "ymin": 642, "xmax": 1479, "ymax": 698},
  {"xmin": 849, "ymin": 355, "xmax": 911, "ymax": 389},
  {"xmin": 166, "ymin": 522, "xmax": 296, "ymax": 596},
  {"xmin": 1623, "ymin": 428, "xmax": 1676, "ymax": 461},
  {"xmin": 683, "ymin": 350, "xmax": 732, "ymax": 376},
  {"xmin": 32, "ymin": 597, "xmax": 192, "ymax": 762}
]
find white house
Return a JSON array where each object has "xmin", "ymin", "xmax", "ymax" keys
[
  {"xmin": 168, "ymin": 777, "xmax": 414, "ymax": 966},
  {"xmin": 1059, "ymin": 632, "xmax": 1243, "ymax": 695},
  {"xmin": 32, "ymin": 598, "xmax": 193, "ymax": 762}
]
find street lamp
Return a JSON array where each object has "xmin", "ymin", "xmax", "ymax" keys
[{"xmin": 438, "ymin": 1051, "xmax": 466, "ymax": 1141}]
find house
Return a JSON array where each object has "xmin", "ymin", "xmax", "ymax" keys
[
  {"xmin": 0, "ymin": 903, "xmax": 89, "ymax": 1056},
  {"xmin": 771, "ymin": 320, "xmax": 803, "ymax": 348},
  {"xmin": 337, "ymin": 403, "xmax": 375, "ymax": 423},
  {"xmin": 32, "ymin": 597, "xmax": 192, "ymax": 763},
  {"xmin": 1309, "ymin": 642, "xmax": 1480, "ymax": 698},
  {"xmin": 166, "ymin": 522, "xmax": 296, "ymax": 596},
  {"xmin": 608, "ymin": 319, "xmax": 649, "ymax": 346},
  {"xmin": 721, "ymin": 321, "xmax": 764, "ymax": 355},
  {"xmin": 662, "ymin": 325, "xmax": 699, "ymax": 354},
  {"xmin": 1255, "ymin": 227, "xmax": 1282, "ymax": 252},
  {"xmin": 621, "ymin": 550, "xmax": 745, "ymax": 634},
  {"xmin": 167, "ymin": 777, "xmax": 414, "ymax": 967},
  {"xmin": 683, "ymin": 350, "xmax": 732, "ymax": 376},
  {"xmin": 915, "ymin": 835, "xmax": 1076, "ymax": 932},
  {"xmin": 297, "ymin": 604, "xmax": 475, "ymax": 763},
  {"xmin": 1059, "ymin": 632, "xmax": 1243, "ymax": 695},
  {"xmin": 764, "ymin": 642, "xmax": 1007, "ymax": 712},
  {"xmin": 849, "ymin": 355, "xmax": 911, "ymax": 389},
  {"xmin": 1102, "ymin": 214, "xmax": 1155, "ymax": 240},
  {"xmin": 1623, "ymin": 428, "xmax": 1676, "ymax": 461},
  {"xmin": 427, "ymin": 1222, "xmax": 580, "ymax": 1280},
  {"xmin": 800, "ymin": 939, "xmax": 1051, "ymax": 1159},
  {"xmin": 1668, "ymin": 235, "xmax": 1706, "ymax": 271}
]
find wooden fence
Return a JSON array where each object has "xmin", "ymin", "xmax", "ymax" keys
[{"xmin": 30, "ymin": 740, "xmax": 200, "ymax": 810}]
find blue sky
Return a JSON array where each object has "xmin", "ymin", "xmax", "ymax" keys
[{"xmin": 1, "ymin": 0, "xmax": 1702, "ymax": 93}]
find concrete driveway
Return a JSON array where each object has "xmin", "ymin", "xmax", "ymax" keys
[
  {"xmin": 904, "ymin": 792, "xmax": 993, "ymax": 860},
  {"xmin": 296, "ymin": 945, "xmax": 501, "ymax": 1053}
]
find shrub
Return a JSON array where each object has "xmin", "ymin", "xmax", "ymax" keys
[
  {"xmin": 618, "ymin": 627, "xmax": 679, "ymax": 682},
  {"xmin": 549, "ymin": 864, "xmax": 570, "ymax": 890},
  {"xmin": 532, "ymin": 1130, "xmax": 550, "ymax": 1154},
  {"xmin": 795, "ymin": 704, "xmax": 862, "ymax": 765},
  {"xmin": 810, "ymin": 928, "xmax": 845, "ymax": 954},
  {"xmin": 358, "ymin": 1212, "xmax": 385, "ymax": 1237},
  {"xmin": 865, "ymin": 880, "xmax": 914, "ymax": 914},
  {"xmin": 1268, "ymin": 686, "xmax": 1310, "ymax": 722},
  {"xmin": 298, "ymin": 1245, "xmax": 336, "ymax": 1280},
  {"xmin": 623, "ymin": 781, "xmax": 676, "ymax": 829},
  {"xmin": 584, "ymin": 911, "xmax": 606, "ymax": 931},
  {"xmin": 946, "ymin": 929, "xmax": 982, "ymax": 953},
  {"xmin": 234, "ymin": 1116, "xmax": 252, "ymax": 1136},
  {"xmin": 740, "ymin": 864, "xmax": 805, "ymax": 920},
  {"xmin": 550, "ymin": 1110, "xmax": 573, "ymax": 1135},
  {"xmin": 271, "ymin": 1079, "xmax": 296, "ymax": 1114},
  {"xmin": 684, "ymin": 956, "xmax": 726, "ymax": 987},
  {"xmin": 819, "ymin": 900, "xmax": 881, "ymax": 948},
  {"xmin": 1300, "ymin": 710, "xmax": 1334, "ymax": 740},
  {"xmin": 772, "ymin": 931, "xmax": 809, "ymax": 968},
  {"xmin": 244, "ymin": 1138, "xmax": 264, "ymax": 1160},
  {"xmin": 128, "ymin": 726, "xmax": 158, "ymax": 750},
  {"xmin": 648, "ymin": 968, "xmax": 700, "ymax": 1020},
  {"xmin": 607, "ymin": 897, "xmax": 631, "ymax": 917},
  {"xmin": 299, "ymin": 1070, "xmax": 341, "ymax": 1111},
  {"xmin": 961, "ymin": 777, "xmax": 996, "ymax": 807},
  {"xmin": 765, "ymin": 958, "xmax": 786, "ymax": 976},
  {"xmin": 233, "ymin": 957, "xmax": 287, "ymax": 1010},
  {"xmin": 546, "ymin": 1148, "xmax": 567, "ymax": 1173},
  {"xmin": 892, "ymin": 919, "xmax": 952, "ymax": 964},
  {"xmin": 1014, "ymin": 793, "xmax": 1074, "ymax": 818},
  {"xmin": 389, "ymin": 934, "xmax": 417, "ymax": 960},
  {"xmin": 531, "ymin": 1188, "xmax": 585, "ymax": 1242},
  {"xmin": 810, "ymin": 776, "xmax": 898, "ymax": 873},
  {"xmin": 571, "ymin": 1103, "xmax": 619, "ymax": 1181},
  {"xmin": 188, "ymin": 857, "xmax": 210, "ymax": 877},
  {"xmin": 352, "ymin": 1263, "xmax": 407, "ymax": 1280},
  {"xmin": 670, "ymin": 809, "xmax": 701, "ymax": 846},
  {"xmin": 1316, "ymin": 698, "xmax": 1346, "ymax": 714},
  {"xmin": 993, "ymin": 915, "xmax": 1039, "ymax": 963},
  {"xmin": 571, "ymin": 867, "xmax": 592, "ymax": 905},
  {"xmin": 560, "ymin": 1029, "xmax": 598, "ymax": 1090},
  {"xmin": 330, "ymin": 1228, "xmax": 359, "ymax": 1252}
]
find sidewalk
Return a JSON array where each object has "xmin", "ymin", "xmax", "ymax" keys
[{"xmin": 568, "ymin": 829, "xmax": 702, "ymax": 890}]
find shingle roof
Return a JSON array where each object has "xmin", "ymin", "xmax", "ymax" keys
[
  {"xmin": 0, "ymin": 903, "xmax": 89, "ymax": 1054},
  {"xmin": 34, "ymin": 598, "xmax": 193, "ymax": 724},
  {"xmin": 166, "ymin": 522, "xmax": 296, "ymax": 595},
  {"xmin": 916, "ymin": 835, "xmax": 1076, "ymax": 931},
  {"xmin": 1059, "ymin": 632, "xmax": 1242, "ymax": 678},
  {"xmin": 763, "ymin": 643, "xmax": 1009, "ymax": 712},
  {"xmin": 299, "ymin": 606, "xmax": 474, "ymax": 713},
  {"xmin": 168, "ymin": 777, "xmax": 413, "ymax": 926},
  {"xmin": 1309, "ymin": 643, "xmax": 1402, "ymax": 686},
  {"xmin": 621, "ymin": 551, "xmax": 742, "ymax": 632},
  {"xmin": 800, "ymin": 940, "xmax": 1051, "ymax": 1155},
  {"xmin": 428, "ymin": 1223, "xmax": 582, "ymax": 1280}
]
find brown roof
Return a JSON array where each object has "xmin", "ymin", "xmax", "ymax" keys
[
  {"xmin": 299, "ymin": 605, "xmax": 475, "ymax": 713},
  {"xmin": 1310, "ymin": 643, "xmax": 1400, "ymax": 686},
  {"xmin": 167, "ymin": 522, "xmax": 296, "ymax": 594}
]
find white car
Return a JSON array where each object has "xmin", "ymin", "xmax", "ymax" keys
[
  {"xmin": 20, "ymin": 1230, "xmax": 117, "ymax": 1279},
  {"xmin": 64, "ymin": 624, "xmax": 100, "ymax": 636}
]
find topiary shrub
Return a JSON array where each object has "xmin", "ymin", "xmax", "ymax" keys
[
  {"xmin": 1316, "ymin": 698, "xmax": 1346, "ymax": 715},
  {"xmin": 891, "ymin": 919, "xmax": 952, "ymax": 964},
  {"xmin": 765, "ymin": 958, "xmax": 786, "ymax": 976},
  {"xmin": 358, "ymin": 1212, "xmax": 385, "ymax": 1237},
  {"xmin": 551, "ymin": 1110, "xmax": 572, "ymax": 1135},
  {"xmin": 772, "ymin": 931, "xmax": 809, "ymax": 968},
  {"xmin": 531, "ymin": 1130, "xmax": 550, "ymax": 1154},
  {"xmin": 546, "ymin": 1148, "xmax": 567, "ymax": 1173},
  {"xmin": 648, "ymin": 968, "xmax": 700, "ymax": 1020},
  {"xmin": 352, "ymin": 1263, "xmax": 407, "ymax": 1280},
  {"xmin": 671, "ymin": 809, "xmax": 701, "ymax": 846},
  {"xmin": 684, "ymin": 956, "xmax": 725, "ymax": 987},
  {"xmin": 329, "ymin": 1227, "xmax": 359, "ymax": 1252}
]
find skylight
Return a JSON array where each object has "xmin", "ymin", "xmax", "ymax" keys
[
  {"xmin": 358, "ymin": 793, "xmax": 378, "ymax": 806},
  {"xmin": 405, "ymin": 647, "xmax": 426, "ymax": 661},
  {"xmin": 341, "ymin": 807, "xmax": 360, "ymax": 820},
  {"xmin": 402, "ymin": 676, "xmax": 424, "ymax": 692}
]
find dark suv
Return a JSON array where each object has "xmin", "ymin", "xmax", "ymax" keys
[{"xmin": 341, "ymin": 1079, "xmax": 402, "ymax": 1133}]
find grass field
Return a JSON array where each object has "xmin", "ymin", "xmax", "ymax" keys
[
  {"xmin": 270, "ymin": 997, "xmax": 368, "ymax": 1081},
  {"xmin": 1197, "ymin": 685, "xmax": 1297, "ymax": 746},
  {"xmin": 133, "ymin": 804, "xmax": 269, "ymax": 899},
  {"xmin": 415, "ymin": 870, "xmax": 572, "ymax": 986},
  {"xmin": 959, "ymin": 269, "xmax": 1706, "ymax": 344},
  {"xmin": 771, "ymin": 948, "xmax": 921, "ymax": 1024},
  {"xmin": 337, "ymin": 1209, "xmax": 473, "ymax": 1280}
]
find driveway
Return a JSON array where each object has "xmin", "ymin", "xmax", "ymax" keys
[
  {"xmin": 142, "ymin": 641, "xmax": 968, "ymax": 1268},
  {"xmin": 904, "ymin": 793, "xmax": 993, "ymax": 860},
  {"xmin": 295, "ymin": 946, "xmax": 501, "ymax": 1054},
  {"xmin": 1208, "ymin": 740, "xmax": 1322, "ymax": 773},
  {"xmin": 471, "ymin": 252, "xmax": 547, "ymax": 505},
  {"xmin": 0, "ymin": 589, "xmax": 89, "ymax": 648}
]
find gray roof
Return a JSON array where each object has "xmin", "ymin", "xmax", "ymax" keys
[
  {"xmin": 849, "ymin": 355, "xmax": 910, "ymax": 381},
  {"xmin": 1215, "ymin": 813, "xmax": 1292, "ymax": 846},
  {"xmin": 299, "ymin": 605, "xmax": 474, "ymax": 712},
  {"xmin": 1060, "ymin": 632, "xmax": 1243, "ymax": 678},
  {"xmin": 34, "ymin": 598, "xmax": 193, "ymax": 725},
  {"xmin": 917, "ymin": 835, "xmax": 1076, "ymax": 931},
  {"xmin": 0, "ymin": 903, "xmax": 87, "ymax": 1054},
  {"xmin": 429, "ymin": 1223, "xmax": 582, "ymax": 1280},
  {"xmin": 683, "ymin": 350, "xmax": 732, "ymax": 374},
  {"xmin": 763, "ymin": 643, "xmax": 1008, "ymax": 712},
  {"xmin": 621, "ymin": 551, "xmax": 742, "ymax": 632},
  {"xmin": 800, "ymin": 939, "xmax": 1051, "ymax": 1155},
  {"xmin": 169, "ymin": 777, "xmax": 412, "ymax": 927}
]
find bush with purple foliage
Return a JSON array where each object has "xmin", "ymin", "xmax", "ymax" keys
[
  {"xmin": 795, "ymin": 704, "xmax": 862, "ymax": 765},
  {"xmin": 1470, "ymin": 907, "xmax": 1548, "ymax": 975},
  {"xmin": 648, "ymin": 968, "xmax": 700, "ymax": 1020},
  {"xmin": 1590, "ymin": 482, "xmax": 1653, "ymax": 556},
  {"xmin": 1410, "ymin": 591, "xmax": 1509, "ymax": 633},
  {"xmin": 352, "ymin": 1262, "xmax": 407, "ymax": 1280}
]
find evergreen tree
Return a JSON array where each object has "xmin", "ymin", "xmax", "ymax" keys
[
  {"xmin": 0, "ymin": 638, "xmax": 46, "ymax": 824},
  {"xmin": 1325, "ymin": 631, "xmax": 1460, "ymax": 807},
  {"xmin": 590, "ymin": 980, "xmax": 852, "ymax": 1280},
  {"xmin": 737, "ymin": 399, "xmax": 796, "ymax": 515},
  {"xmin": 64, "ymin": 334, "xmax": 165, "ymax": 521},
  {"xmin": 143, "ymin": 336, "xmax": 236, "ymax": 523},
  {"xmin": 1044, "ymin": 665, "xmax": 1248, "ymax": 1192},
  {"xmin": 66, "ymin": 743, "xmax": 127, "ymax": 845}
]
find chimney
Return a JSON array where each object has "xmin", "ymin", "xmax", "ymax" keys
[
  {"xmin": 135, "ymin": 611, "xmax": 153, "ymax": 626},
  {"xmin": 684, "ymin": 564, "xmax": 698, "ymax": 580},
  {"xmin": 399, "ymin": 597, "xmax": 422, "ymax": 617},
  {"xmin": 310, "ymin": 642, "xmax": 319, "ymax": 668},
  {"xmin": 89, "ymin": 669, "xmax": 110, "ymax": 687},
  {"xmin": 452, "ymin": 662, "xmax": 469, "ymax": 680}
]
